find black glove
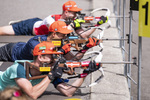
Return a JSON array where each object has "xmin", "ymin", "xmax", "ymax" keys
[
  {"xmin": 97, "ymin": 16, "xmax": 108, "ymax": 25},
  {"xmin": 83, "ymin": 61, "xmax": 100, "ymax": 74},
  {"xmin": 48, "ymin": 67, "xmax": 64, "ymax": 80}
]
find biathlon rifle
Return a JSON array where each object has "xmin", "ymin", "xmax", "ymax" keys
[
  {"xmin": 56, "ymin": 60, "xmax": 105, "ymax": 88},
  {"xmin": 76, "ymin": 8, "xmax": 110, "ymax": 23},
  {"xmin": 52, "ymin": 36, "xmax": 103, "ymax": 51},
  {"xmin": 25, "ymin": 60, "xmax": 103, "ymax": 80}
]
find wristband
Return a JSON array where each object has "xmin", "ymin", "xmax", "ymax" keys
[
  {"xmin": 79, "ymin": 49, "xmax": 87, "ymax": 53},
  {"xmin": 79, "ymin": 73, "xmax": 88, "ymax": 78}
]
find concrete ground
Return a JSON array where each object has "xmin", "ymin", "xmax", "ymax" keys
[{"xmin": 89, "ymin": 0, "xmax": 130, "ymax": 100}]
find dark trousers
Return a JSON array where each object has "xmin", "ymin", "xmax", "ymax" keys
[{"xmin": 0, "ymin": 43, "xmax": 16, "ymax": 62}]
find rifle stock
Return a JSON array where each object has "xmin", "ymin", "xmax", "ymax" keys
[
  {"xmin": 25, "ymin": 61, "xmax": 48, "ymax": 80},
  {"xmin": 64, "ymin": 39, "xmax": 88, "ymax": 51}
]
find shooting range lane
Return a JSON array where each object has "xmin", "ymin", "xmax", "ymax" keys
[{"xmin": 89, "ymin": 0, "xmax": 130, "ymax": 100}]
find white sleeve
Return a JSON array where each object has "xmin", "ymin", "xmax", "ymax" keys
[{"xmin": 42, "ymin": 15, "xmax": 55, "ymax": 27}]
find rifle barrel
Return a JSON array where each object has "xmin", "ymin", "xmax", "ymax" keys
[
  {"xmin": 102, "ymin": 38, "xmax": 128, "ymax": 41},
  {"xmin": 99, "ymin": 61, "xmax": 134, "ymax": 64}
]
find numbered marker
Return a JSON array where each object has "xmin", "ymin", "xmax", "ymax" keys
[
  {"xmin": 142, "ymin": 2, "xmax": 148, "ymax": 25},
  {"xmin": 139, "ymin": 0, "xmax": 150, "ymax": 37}
]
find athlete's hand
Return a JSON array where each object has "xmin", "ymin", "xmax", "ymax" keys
[
  {"xmin": 59, "ymin": 43, "xmax": 71, "ymax": 54},
  {"xmin": 97, "ymin": 16, "xmax": 108, "ymax": 25},
  {"xmin": 48, "ymin": 67, "xmax": 65, "ymax": 80},
  {"xmin": 82, "ymin": 37, "xmax": 101, "ymax": 50},
  {"xmin": 83, "ymin": 61, "xmax": 100, "ymax": 74},
  {"xmin": 73, "ymin": 19, "xmax": 85, "ymax": 28}
]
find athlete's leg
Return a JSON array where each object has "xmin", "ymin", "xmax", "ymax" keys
[
  {"xmin": 12, "ymin": 18, "xmax": 42, "ymax": 35},
  {"xmin": 0, "ymin": 43, "xmax": 16, "ymax": 61},
  {"xmin": 0, "ymin": 25, "xmax": 15, "ymax": 35}
]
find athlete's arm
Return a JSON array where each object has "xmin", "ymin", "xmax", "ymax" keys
[
  {"xmin": 56, "ymin": 78, "xmax": 85, "ymax": 97},
  {"xmin": 75, "ymin": 28, "xmax": 96, "ymax": 38},
  {"xmin": 67, "ymin": 23, "xmax": 96, "ymax": 38},
  {"xmin": 15, "ymin": 76, "xmax": 51, "ymax": 100}
]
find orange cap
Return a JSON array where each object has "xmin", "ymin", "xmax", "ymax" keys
[
  {"xmin": 49, "ymin": 21, "xmax": 73, "ymax": 34},
  {"xmin": 63, "ymin": 1, "xmax": 82, "ymax": 12},
  {"xmin": 33, "ymin": 41, "xmax": 63, "ymax": 56}
]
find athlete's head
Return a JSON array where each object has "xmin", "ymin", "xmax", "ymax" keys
[
  {"xmin": 49, "ymin": 21, "xmax": 72, "ymax": 39},
  {"xmin": 33, "ymin": 41, "xmax": 63, "ymax": 65},
  {"xmin": 62, "ymin": 1, "xmax": 82, "ymax": 19}
]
